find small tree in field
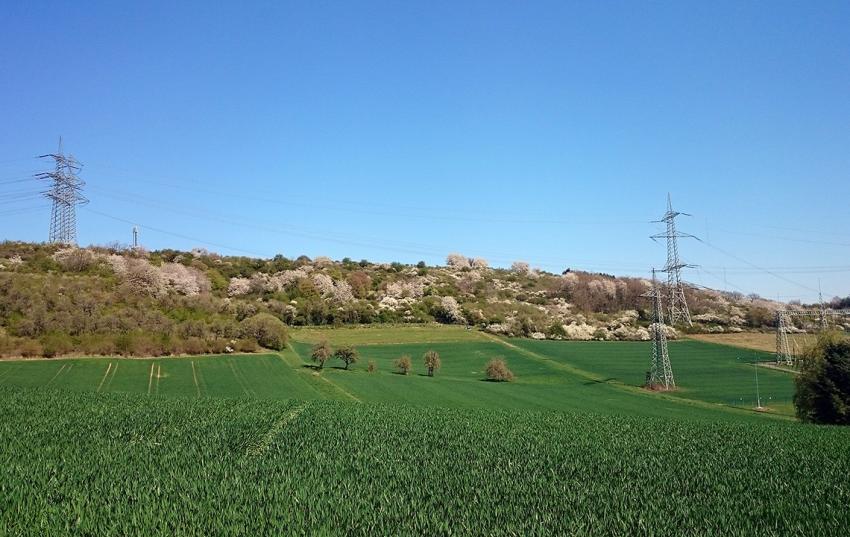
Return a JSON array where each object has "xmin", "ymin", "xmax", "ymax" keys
[
  {"xmin": 367, "ymin": 360, "xmax": 377, "ymax": 373},
  {"xmin": 335, "ymin": 346, "xmax": 359, "ymax": 370},
  {"xmin": 423, "ymin": 350, "xmax": 441, "ymax": 377},
  {"xmin": 395, "ymin": 355, "xmax": 412, "ymax": 375},
  {"xmin": 485, "ymin": 358, "xmax": 515, "ymax": 382},
  {"xmin": 311, "ymin": 340, "xmax": 333, "ymax": 369}
]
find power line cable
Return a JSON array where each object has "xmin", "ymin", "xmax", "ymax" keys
[
  {"xmin": 81, "ymin": 207, "xmax": 271, "ymax": 258},
  {"xmin": 696, "ymin": 238, "xmax": 832, "ymax": 297},
  {"xmin": 83, "ymin": 163, "xmax": 647, "ymax": 227}
]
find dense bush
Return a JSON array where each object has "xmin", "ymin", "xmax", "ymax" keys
[
  {"xmin": 795, "ymin": 332, "xmax": 850, "ymax": 425},
  {"xmin": 485, "ymin": 358, "xmax": 515, "ymax": 382},
  {"xmin": 240, "ymin": 313, "xmax": 288, "ymax": 351}
]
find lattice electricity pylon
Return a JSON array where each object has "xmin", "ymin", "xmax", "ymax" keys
[
  {"xmin": 775, "ymin": 309, "xmax": 850, "ymax": 365},
  {"xmin": 643, "ymin": 269, "xmax": 675, "ymax": 390},
  {"xmin": 34, "ymin": 138, "xmax": 88, "ymax": 245},
  {"xmin": 651, "ymin": 193, "xmax": 696, "ymax": 327},
  {"xmin": 775, "ymin": 311, "xmax": 795, "ymax": 365}
]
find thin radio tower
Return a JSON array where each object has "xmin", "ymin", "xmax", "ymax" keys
[
  {"xmin": 132, "ymin": 226, "xmax": 139, "ymax": 249},
  {"xmin": 644, "ymin": 269, "xmax": 675, "ymax": 390},
  {"xmin": 651, "ymin": 193, "xmax": 696, "ymax": 326},
  {"xmin": 34, "ymin": 138, "xmax": 88, "ymax": 245}
]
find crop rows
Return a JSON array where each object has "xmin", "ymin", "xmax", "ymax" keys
[{"xmin": 1, "ymin": 386, "xmax": 849, "ymax": 535}]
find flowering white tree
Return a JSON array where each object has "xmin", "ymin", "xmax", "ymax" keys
[
  {"xmin": 385, "ymin": 278, "xmax": 425, "ymax": 299},
  {"xmin": 331, "ymin": 280, "xmax": 355, "ymax": 304},
  {"xmin": 446, "ymin": 253, "xmax": 471, "ymax": 268},
  {"xmin": 228, "ymin": 277, "xmax": 252, "ymax": 297},
  {"xmin": 53, "ymin": 247, "xmax": 96, "ymax": 272},
  {"xmin": 589, "ymin": 279, "xmax": 617, "ymax": 298},
  {"xmin": 312, "ymin": 273, "xmax": 335, "ymax": 296},
  {"xmin": 439, "ymin": 296, "xmax": 465, "ymax": 324},
  {"xmin": 511, "ymin": 261, "xmax": 530, "ymax": 274},
  {"xmin": 470, "ymin": 257, "xmax": 489, "ymax": 269},
  {"xmin": 160, "ymin": 262, "xmax": 210, "ymax": 296},
  {"xmin": 264, "ymin": 268, "xmax": 310, "ymax": 292},
  {"xmin": 122, "ymin": 258, "xmax": 166, "ymax": 297}
]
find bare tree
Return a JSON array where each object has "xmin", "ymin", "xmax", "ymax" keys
[
  {"xmin": 485, "ymin": 358, "xmax": 514, "ymax": 382},
  {"xmin": 395, "ymin": 354, "xmax": 412, "ymax": 375},
  {"xmin": 423, "ymin": 350, "xmax": 441, "ymax": 377}
]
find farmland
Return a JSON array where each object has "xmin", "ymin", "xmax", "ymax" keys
[
  {"xmin": 2, "ymin": 327, "xmax": 848, "ymax": 534},
  {"xmin": 0, "ymin": 327, "xmax": 796, "ymax": 419},
  {"xmin": 687, "ymin": 332, "xmax": 818, "ymax": 354},
  {"xmin": 2, "ymin": 386, "xmax": 849, "ymax": 536},
  {"xmin": 511, "ymin": 339, "xmax": 796, "ymax": 414}
]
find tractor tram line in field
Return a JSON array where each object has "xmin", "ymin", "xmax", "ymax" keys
[
  {"xmin": 95, "ymin": 362, "xmax": 113, "ymax": 392},
  {"xmin": 146, "ymin": 362, "xmax": 156, "ymax": 395},
  {"xmin": 227, "ymin": 359, "xmax": 255, "ymax": 397},
  {"xmin": 45, "ymin": 362, "xmax": 71, "ymax": 386},
  {"xmin": 103, "ymin": 361, "xmax": 118, "ymax": 391},
  {"xmin": 190, "ymin": 360, "xmax": 202, "ymax": 397},
  {"xmin": 244, "ymin": 401, "xmax": 311, "ymax": 458}
]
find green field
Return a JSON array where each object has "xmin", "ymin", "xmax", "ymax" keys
[
  {"xmin": 511, "ymin": 339, "xmax": 795, "ymax": 414},
  {"xmin": 1, "ymin": 386, "xmax": 849, "ymax": 536},
  {"xmin": 0, "ymin": 329, "xmax": 796, "ymax": 420},
  {"xmin": 2, "ymin": 327, "xmax": 848, "ymax": 534}
]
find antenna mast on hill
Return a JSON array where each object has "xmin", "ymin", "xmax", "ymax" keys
[
  {"xmin": 133, "ymin": 226, "xmax": 139, "ymax": 249},
  {"xmin": 651, "ymin": 194, "xmax": 695, "ymax": 327},
  {"xmin": 34, "ymin": 138, "xmax": 88, "ymax": 245},
  {"xmin": 644, "ymin": 269, "xmax": 675, "ymax": 390}
]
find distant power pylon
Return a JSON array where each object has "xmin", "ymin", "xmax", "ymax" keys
[
  {"xmin": 651, "ymin": 194, "xmax": 695, "ymax": 327},
  {"xmin": 775, "ymin": 310, "xmax": 795, "ymax": 365},
  {"xmin": 132, "ymin": 226, "xmax": 140, "ymax": 249},
  {"xmin": 775, "ymin": 308, "xmax": 850, "ymax": 366},
  {"xmin": 34, "ymin": 138, "xmax": 88, "ymax": 245},
  {"xmin": 644, "ymin": 268, "xmax": 675, "ymax": 390}
]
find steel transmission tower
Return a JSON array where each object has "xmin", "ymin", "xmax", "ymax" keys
[
  {"xmin": 644, "ymin": 269, "xmax": 675, "ymax": 390},
  {"xmin": 34, "ymin": 139, "xmax": 88, "ymax": 245},
  {"xmin": 775, "ymin": 311, "xmax": 794, "ymax": 365},
  {"xmin": 651, "ymin": 194, "xmax": 695, "ymax": 327}
]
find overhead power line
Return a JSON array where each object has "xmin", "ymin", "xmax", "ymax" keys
[{"xmin": 81, "ymin": 207, "xmax": 270, "ymax": 258}]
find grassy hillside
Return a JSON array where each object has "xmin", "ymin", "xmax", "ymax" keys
[
  {"xmin": 1, "ymin": 386, "xmax": 848, "ymax": 536},
  {"xmin": 2, "ymin": 240, "xmax": 815, "ymax": 359}
]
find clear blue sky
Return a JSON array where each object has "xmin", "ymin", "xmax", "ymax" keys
[{"xmin": 1, "ymin": 1, "xmax": 848, "ymax": 302}]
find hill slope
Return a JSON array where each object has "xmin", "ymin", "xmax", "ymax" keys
[{"xmin": 0, "ymin": 241, "xmax": 813, "ymax": 358}]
